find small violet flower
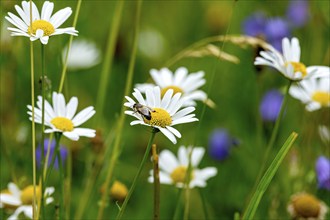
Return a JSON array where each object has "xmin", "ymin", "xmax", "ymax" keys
[
  {"xmin": 316, "ymin": 156, "xmax": 330, "ymax": 191},
  {"xmin": 286, "ymin": 0, "xmax": 309, "ymax": 28},
  {"xmin": 260, "ymin": 89, "xmax": 283, "ymax": 122},
  {"xmin": 208, "ymin": 129, "xmax": 239, "ymax": 161},
  {"xmin": 36, "ymin": 139, "xmax": 68, "ymax": 169}
]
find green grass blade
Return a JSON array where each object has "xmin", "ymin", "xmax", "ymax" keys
[{"xmin": 242, "ymin": 132, "xmax": 298, "ymax": 220}]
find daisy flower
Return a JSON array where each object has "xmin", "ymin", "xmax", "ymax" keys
[
  {"xmin": 124, "ymin": 86, "xmax": 198, "ymax": 144},
  {"xmin": 148, "ymin": 146, "xmax": 217, "ymax": 188},
  {"xmin": 27, "ymin": 91, "xmax": 96, "ymax": 141},
  {"xmin": 254, "ymin": 37, "xmax": 329, "ymax": 81},
  {"xmin": 63, "ymin": 39, "xmax": 101, "ymax": 71},
  {"xmin": 289, "ymin": 76, "xmax": 330, "ymax": 111},
  {"xmin": 287, "ymin": 192, "xmax": 328, "ymax": 220},
  {"xmin": 0, "ymin": 182, "xmax": 54, "ymax": 220},
  {"xmin": 5, "ymin": 1, "xmax": 78, "ymax": 45},
  {"xmin": 135, "ymin": 67, "xmax": 207, "ymax": 106}
]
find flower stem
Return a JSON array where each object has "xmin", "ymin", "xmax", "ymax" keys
[
  {"xmin": 57, "ymin": 135, "xmax": 65, "ymax": 220},
  {"xmin": 96, "ymin": 1, "xmax": 142, "ymax": 219},
  {"xmin": 65, "ymin": 148, "xmax": 72, "ymax": 219},
  {"xmin": 152, "ymin": 144, "xmax": 160, "ymax": 220},
  {"xmin": 29, "ymin": 1, "xmax": 37, "ymax": 216},
  {"xmin": 116, "ymin": 130, "xmax": 157, "ymax": 220},
  {"xmin": 58, "ymin": 0, "xmax": 82, "ymax": 93},
  {"xmin": 95, "ymin": 0, "xmax": 124, "ymax": 127},
  {"xmin": 244, "ymin": 80, "xmax": 292, "ymax": 213},
  {"xmin": 40, "ymin": 43, "xmax": 46, "ymax": 220}
]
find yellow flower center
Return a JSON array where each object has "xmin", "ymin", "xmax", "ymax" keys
[
  {"xmin": 51, "ymin": 117, "xmax": 74, "ymax": 132},
  {"xmin": 28, "ymin": 20, "xmax": 55, "ymax": 36},
  {"xmin": 143, "ymin": 108, "xmax": 172, "ymax": 128},
  {"xmin": 170, "ymin": 166, "xmax": 194, "ymax": 184},
  {"xmin": 286, "ymin": 62, "xmax": 307, "ymax": 77},
  {"xmin": 292, "ymin": 194, "xmax": 320, "ymax": 218},
  {"xmin": 20, "ymin": 185, "xmax": 41, "ymax": 205},
  {"xmin": 110, "ymin": 181, "xmax": 128, "ymax": 202},
  {"xmin": 161, "ymin": 86, "xmax": 183, "ymax": 97},
  {"xmin": 312, "ymin": 91, "xmax": 330, "ymax": 106}
]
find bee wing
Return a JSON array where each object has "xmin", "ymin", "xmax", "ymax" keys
[
  {"xmin": 140, "ymin": 107, "xmax": 151, "ymax": 115},
  {"xmin": 146, "ymin": 106, "xmax": 156, "ymax": 112}
]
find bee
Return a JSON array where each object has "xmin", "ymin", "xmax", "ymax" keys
[{"xmin": 132, "ymin": 103, "xmax": 155, "ymax": 120}]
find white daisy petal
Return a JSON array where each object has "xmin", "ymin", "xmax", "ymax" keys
[
  {"xmin": 178, "ymin": 146, "xmax": 189, "ymax": 166},
  {"xmin": 41, "ymin": 1, "xmax": 54, "ymax": 21},
  {"xmin": 72, "ymin": 128, "xmax": 96, "ymax": 138},
  {"xmin": 66, "ymin": 96, "xmax": 78, "ymax": 119},
  {"xmin": 166, "ymin": 126, "xmax": 181, "ymax": 138},
  {"xmin": 158, "ymin": 150, "xmax": 179, "ymax": 173},
  {"xmin": 191, "ymin": 147, "xmax": 205, "ymax": 167},
  {"xmin": 63, "ymin": 131, "xmax": 79, "ymax": 141},
  {"xmin": 72, "ymin": 106, "xmax": 95, "ymax": 126},
  {"xmin": 159, "ymin": 127, "xmax": 177, "ymax": 144}
]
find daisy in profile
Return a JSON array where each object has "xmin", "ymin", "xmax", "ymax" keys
[
  {"xmin": 5, "ymin": 1, "xmax": 78, "ymax": 44},
  {"xmin": 27, "ymin": 92, "xmax": 96, "ymax": 141},
  {"xmin": 148, "ymin": 146, "xmax": 217, "ymax": 188},
  {"xmin": 254, "ymin": 37, "xmax": 329, "ymax": 81},
  {"xmin": 289, "ymin": 76, "xmax": 330, "ymax": 111},
  {"xmin": 135, "ymin": 67, "xmax": 207, "ymax": 106},
  {"xmin": 124, "ymin": 86, "xmax": 198, "ymax": 144},
  {"xmin": 63, "ymin": 39, "xmax": 101, "ymax": 71},
  {"xmin": 0, "ymin": 182, "xmax": 54, "ymax": 219}
]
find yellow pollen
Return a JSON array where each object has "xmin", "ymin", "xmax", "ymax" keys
[
  {"xmin": 312, "ymin": 91, "xmax": 330, "ymax": 106},
  {"xmin": 20, "ymin": 185, "xmax": 41, "ymax": 205},
  {"xmin": 292, "ymin": 194, "xmax": 320, "ymax": 218},
  {"xmin": 28, "ymin": 20, "xmax": 55, "ymax": 36},
  {"xmin": 161, "ymin": 86, "xmax": 183, "ymax": 97},
  {"xmin": 51, "ymin": 117, "xmax": 74, "ymax": 132},
  {"xmin": 286, "ymin": 62, "xmax": 307, "ymax": 77},
  {"xmin": 170, "ymin": 166, "xmax": 194, "ymax": 184},
  {"xmin": 143, "ymin": 108, "xmax": 172, "ymax": 128}
]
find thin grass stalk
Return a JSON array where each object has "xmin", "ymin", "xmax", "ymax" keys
[
  {"xmin": 198, "ymin": 188, "xmax": 209, "ymax": 220},
  {"xmin": 56, "ymin": 135, "xmax": 65, "ymax": 220},
  {"xmin": 95, "ymin": 0, "xmax": 124, "ymax": 126},
  {"xmin": 40, "ymin": 44, "xmax": 46, "ymax": 220},
  {"xmin": 65, "ymin": 148, "xmax": 72, "ymax": 219},
  {"xmin": 58, "ymin": 0, "xmax": 82, "ymax": 93},
  {"xmin": 97, "ymin": 1, "xmax": 142, "ymax": 219},
  {"xmin": 172, "ymin": 189, "xmax": 183, "ymax": 220},
  {"xmin": 182, "ymin": 2, "xmax": 238, "ymax": 220},
  {"xmin": 152, "ymin": 144, "xmax": 160, "ymax": 220},
  {"xmin": 246, "ymin": 80, "xmax": 293, "ymax": 208},
  {"xmin": 242, "ymin": 132, "xmax": 298, "ymax": 219},
  {"xmin": 42, "ymin": 134, "xmax": 53, "ymax": 179},
  {"xmin": 29, "ymin": 1, "xmax": 37, "ymax": 218},
  {"xmin": 74, "ymin": 120, "xmax": 117, "ymax": 219},
  {"xmin": 116, "ymin": 130, "xmax": 157, "ymax": 220}
]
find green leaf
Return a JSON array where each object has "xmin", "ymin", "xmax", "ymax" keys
[{"xmin": 242, "ymin": 132, "xmax": 298, "ymax": 220}]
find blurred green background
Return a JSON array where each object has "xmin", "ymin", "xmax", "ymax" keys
[{"xmin": 1, "ymin": 0, "xmax": 329, "ymax": 219}]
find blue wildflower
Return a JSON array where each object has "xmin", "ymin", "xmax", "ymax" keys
[
  {"xmin": 260, "ymin": 90, "xmax": 284, "ymax": 122},
  {"xmin": 36, "ymin": 139, "xmax": 68, "ymax": 169},
  {"xmin": 264, "ymin": 18, "xmax": 291, "ymax": 51},
  {"xmin": 208, "ymin": 129, "xmax": 239, "ymax": 161},
  {"xmin": 316, "ymin": 156, "xmax": 330, "ymax": 191},
  {"xmin": 286, "ymin": 0, "xmax": 309, "ymax": 28}
]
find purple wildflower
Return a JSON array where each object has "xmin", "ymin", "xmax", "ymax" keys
[
  {"xmin": 260, "ymin": 90, "xmax": 284, "ymax": 122},
  {"xmin": 36, "ymin": 139, "xmax": 68, "ymax": 169},
  {"xmin": 242, "ymin": 12, "xmax": 267, "ymax": 38},
  {"xmin": 316, "ymin": 156, "xmax": 330, "ymax": 191},
  {"xmin": 264, "ymin": 18, "xmax": 291, "ymax": 51},
  {"xmin": 208, "ymin": 129, "xmax": 239, "ymax": 161},
  {"xmin": 286, "ymin": 0, "xmax": 309, "ymax": 28}
]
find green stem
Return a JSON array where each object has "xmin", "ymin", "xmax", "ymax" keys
[
  {"xmin": 57, "ymin": 136, "xmax": 65, "ymax": 220},
  {"xmin": 198, "ymin": 188, "xmax": 209, "ymax": 220},
  {"xmin": 116, "ymin": 130, "xmax": 157, "ymax": 220},
  {"xmin": 95, "ymin": 0, "xmax": 124, "ymax": 127},
  {"xmin": 152, "ymin": 144, "xmax": 160, "ymax": 220},
  {"xmin": 44, "ymin": 134, "xmax": 61, "ymax": 192},
  {"xmin": 243, "ymin": 80, "xmax": 292, "ymax": 217},
  {"xmin": 172, "ymin": 189, "xmax": 183, "ymax": 220},
  {"xmin": 58, "ymin": 0, "xmax": 82, "ymax": 93},
  {"xmin": 97, "ymin": 1, "xmax": 142, "ymax": 219},
  {"xmin": 65, "ymin": 148, "xmax": 72, "ymax": 219},
  {"xmin": 40, "ymin": 43, "xmax": 46, "ymax": 220},
  {"xmin": 29, "ymin": 1, "xmax": 37, "ymax": 216}
]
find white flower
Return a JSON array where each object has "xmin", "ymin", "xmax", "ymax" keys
[
  {"xmin": 27, "ymin": 92, "xmax": 96, "ymax": 141},
  {"xmin": 254, "ymin": 37, "xmax": 329, "ymax": 81},
  {"xmin": 0, "ymin": 182, "xmax": 54, "ymax": 220},
  {"xmin": 148, "ymin": 146, "xmax": 217, "ymax": 188},
  {"xmin": 136, "ymin": 67, "xmax": 207, "ymax": 106},
  {"xmin": 289, "ymin": 76, "xmax": 330, "ymax": 111},
  {"xmin": 63, "ymin": 39, "xmax": 101, "ymax": 71},
  {"xmin": 5, "ymin": 1, "xmax": 78, "ymax": 45},
  {"xmin": 124, "ymin": 86, "xmax": 198, "ymax": 144}
]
